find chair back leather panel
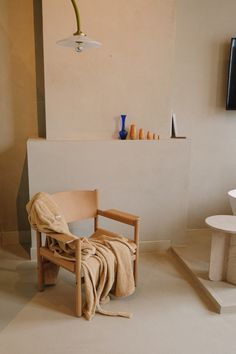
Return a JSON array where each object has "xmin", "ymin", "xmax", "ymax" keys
[{"xmin": 52, "ymin": 190, "xmax": 98, "ymax": 223}]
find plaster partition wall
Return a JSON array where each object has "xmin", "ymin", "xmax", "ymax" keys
[
  {"xmin": 0, "ymin": 0, "xmax": 37, "ymax": 244},
  {"xmin": 42, "ymin": 0, "xmax": 176, "ymax": 139},
  {"xmin": 172, "ymin": 0, "xmax": 236, "ymax": 229},
  {"xmin": 27, "ymin": 138, "xmax": 190, "ymax": 258}
]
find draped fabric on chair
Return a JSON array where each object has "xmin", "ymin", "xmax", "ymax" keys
[{"xmin": 26, "ymin": 190, "xmax": 140, "ymax": 320}]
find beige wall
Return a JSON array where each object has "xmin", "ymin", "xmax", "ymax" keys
[
  {"xmin": 2, "ymin": 0, "xmax": 236, "ymax": 239},
  {"xmin": 27, "ymin": 139, "xmax": 190, "ymax": 255},
  {"xmin": 42, "ymin": 0, "xmax": 236, "ymax": 230},
  {"xmin": 0, "ymin": 1, "xmax": 37, "ymax": 235},
  {"xmin": 42, "ymin": 0, "xmax": 176, "ymax": 140},
  {"xmin": 172, "ymin": 0, "xmax": 236, "ymax": 228}
]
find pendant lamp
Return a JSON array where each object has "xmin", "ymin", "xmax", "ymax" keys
[{"xmin": 57, "ymin": 0, "xmax": 101, "ymax": 52}]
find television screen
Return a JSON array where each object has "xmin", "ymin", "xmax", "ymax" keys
[{"xmin": 226, "ymin": 38, "xmax": 236, "ymax": 110}]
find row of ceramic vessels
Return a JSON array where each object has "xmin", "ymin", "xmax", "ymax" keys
[
  {"xmin": 129, "ymin": 125, "xmax": 160, "ymax": 140},
  {"xmin": 119, "ymin": 115, "xmax": 159, "ymax": 140}
]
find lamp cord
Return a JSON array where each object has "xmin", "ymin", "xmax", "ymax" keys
[{"xmin": 70, "ymin": 0, "xmax": 83, "ymax": 35}]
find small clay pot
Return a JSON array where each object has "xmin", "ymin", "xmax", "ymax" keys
[
  {"xmin": 130, "ymin": 124, "xmax": 137, "ymax": 140},
  {"xmin": 147, "ymin": 131, "xmax": 153, "ymax": 140},
  {"xmin": 139, "ymin": 128, "xmax": 145, "ymax": 140}
]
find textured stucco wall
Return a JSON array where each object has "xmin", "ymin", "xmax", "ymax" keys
[
  {"xmin": 3, "ymin": 0, "xmax": 236, "ymax": 239},
  {"xmin": 172, "ymin": 0, "xmax": 236, "ymax": 227},
  {"xmin": 0, "ymin": 0, "xmax": 37, "ymax": 237},
  {"xmin": 42, "ymin": 0, "xmax": 176, "ymax": 140}
]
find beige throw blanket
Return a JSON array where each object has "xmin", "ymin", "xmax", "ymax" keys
[{"xmin": 26, "ymin": 192, "xmax": 136, "ymax": 320}]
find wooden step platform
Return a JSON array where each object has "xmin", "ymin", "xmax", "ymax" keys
[{"xmin": 171, "ymin": 240, "xmax": 236, "ymax": 314}]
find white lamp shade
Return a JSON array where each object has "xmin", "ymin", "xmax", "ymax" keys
[{"xmin": 57, "ymin": 34, "xmax": 101, "ymax": 52}]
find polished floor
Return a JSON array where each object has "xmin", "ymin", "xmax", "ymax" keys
[{"xmin": 1, "ymin": 245, "xmax": 236, "ymax": 354}]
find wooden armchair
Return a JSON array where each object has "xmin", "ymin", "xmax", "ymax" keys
[{"xmin": 36, "ymin": 189, "xmax": 140, "ymax": 317}]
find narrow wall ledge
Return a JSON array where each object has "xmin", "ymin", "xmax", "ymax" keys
[{"xmin": 27, "ymin": 137, "xmax": 190, "ymax": 143}]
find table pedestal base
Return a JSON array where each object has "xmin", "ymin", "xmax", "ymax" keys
[{"xmin": 209, "ymin": 232, "xmax": 230, "ymax": 281}]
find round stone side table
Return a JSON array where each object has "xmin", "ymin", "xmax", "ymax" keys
[{"xmin": 205, "ymin": 215, "xmax": 236, "ymax": 284}]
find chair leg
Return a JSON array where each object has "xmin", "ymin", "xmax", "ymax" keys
[
  {"xmin": 134, "ymin": 258, "xmax": 138, "ymax": 287},
  {"xmin": 36, "ymin": 231, "xmax": 44, "ymax": 291},
  {"xmin": 134, "ymin": 220, "xmax": 139, "ymax": 287},
  {"xmin": 75, "ymin": 279, "xmax": 82, "ymax": 317},
  {"xmin": 38, "ymin": 255, "xmax": 44, "ymax": 292},
  {"xmin": 44, "ymin": 261, "xmax": 59, "ymax": 285},
  {"xmin": 75, "ymin": 239, "xmax": 82, "ymax": 317}
]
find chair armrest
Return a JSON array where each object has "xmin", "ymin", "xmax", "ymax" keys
[
  {"xmin": 45, "ymin": 232, "xmax": 77, "ymax": 244},
  {"xmin": 97, "ymin": 209, "xmax": 139, "ymax": 226}
]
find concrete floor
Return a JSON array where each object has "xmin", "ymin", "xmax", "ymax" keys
[
  {"xmin": 1, "ymin": 245, "xmax": 236, "ymax": 354},
  {"xmin": 0, "ymin": 245, "xmax": 37, "ymax": 332}
]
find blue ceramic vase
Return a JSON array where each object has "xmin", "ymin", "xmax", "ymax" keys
[{"xmin": 119, "ymin": 115, "xmax": 128, "ymax": 140}]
